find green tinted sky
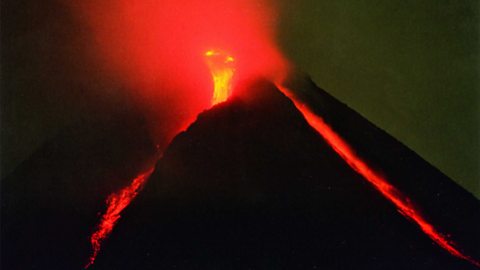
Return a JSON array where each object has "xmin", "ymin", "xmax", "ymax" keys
[{"xmin": 278, "ymin": 0, "xmax": 479, "ymax": 197}]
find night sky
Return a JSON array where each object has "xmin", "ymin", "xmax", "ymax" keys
[{"xmin": 1, "ymin": 0, "xmax": 479, "ymax": 197}]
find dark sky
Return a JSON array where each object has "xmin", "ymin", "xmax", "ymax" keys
[{"xmin": 1, "ymin": 0, "xmax": 478, "ymax": 197}]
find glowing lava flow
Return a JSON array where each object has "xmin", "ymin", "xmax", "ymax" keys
[
  {"xmin": 85, "ymin": 50, "xmax": 236, "ymax": 269},
  {"xmin": 205, "ymin": 50, "xmax": 235, "ymax": 105},
  {"xmin": 85, "ymin": 167, "xmax": 154, "ymax": 268},
  {"xmin": 276, "ymin": 85, "xmax": 480, "ymax": 268}
]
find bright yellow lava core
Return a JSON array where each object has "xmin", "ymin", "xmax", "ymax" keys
[{"xmin": 204, "ymin": 49, "xmax": 235, "ymax": 105}]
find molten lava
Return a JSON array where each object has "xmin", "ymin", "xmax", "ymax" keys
[
  {"xmin": 85, "ymin": 50, "xmax": 238, "ymax": 268},
  {"xmin": 85, "ymin": 167, "xmax": 154, "ymax": 268},
  {"xmin": 205, "ymin": 50, "xmax": 236, "ymax": 105},
  {"xmin": 276, "ymin": 85, "xmax": 480, "ymax": 268}
]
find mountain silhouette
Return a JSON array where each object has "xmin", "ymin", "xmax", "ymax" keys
[
  {"xmin": 2, "ymin": 78, "xmax": 479, "ymax": 269},
  {"xmin": 93, "ymin": 79, "xmax": 480, "ymax": 269}
]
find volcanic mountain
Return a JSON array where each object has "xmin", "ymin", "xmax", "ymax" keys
[{"xmin": 2, "ymin": 78, "xmax": 479, "ymax": 269}]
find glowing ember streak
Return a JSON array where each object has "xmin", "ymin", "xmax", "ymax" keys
[
  {"xmin": 205, "ymin": 49, "xmax": 235, "ymax": 105},
  {"xmin": 277, "ymin": 85, "xmax": 480, "ymax": 268},
  {"xmin": 85, "ymin": 167, "xmax": 154, "ymax": 268}
]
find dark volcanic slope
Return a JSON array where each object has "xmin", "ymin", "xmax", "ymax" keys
[
  {"xmin": 1, "ymin": 107, "xmax": 157, "ymax": 270},
  {"xmin": 284, "ymin": 74, "xmax": 480, "ymax": 258},
  {"xmin": 93, "ymin": 81, "xmax": 479, "ymax": 270}
]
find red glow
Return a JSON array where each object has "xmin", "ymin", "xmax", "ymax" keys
[
  {"xmin": 85, "ymin": 167, "xmax": 154, "ymax": 268},
  {"xmin": 69, "ymin": 1, "xmax": 286, "ymax": 266},
  {"xmin": 69, "ymin": 0, "xmax": 286, "ymax": 149},
  {"xmin": 276, "ymin": 85, "xmax": 480, "ymax": 268},
  {"xmin": 68, "ymin": 0, "xmax": 478, "ymax": 267}
]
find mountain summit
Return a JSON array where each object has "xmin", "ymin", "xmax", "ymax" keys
[{"xmin": 92, "ymin": 79, "xmax": 480, "ymax": 269}]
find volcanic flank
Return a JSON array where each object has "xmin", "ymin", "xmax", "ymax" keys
[
  {"xmin": 86, "ymin": 79, "xmax": 479, "ymax": 269},
  {"xmin": 1, "ymin": 105, "xmax": 158, "ymax": 270}
]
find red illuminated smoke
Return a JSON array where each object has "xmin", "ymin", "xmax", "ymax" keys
[{"xmin": 70, "ymin": 0, "xmax": 286, "ymax": 149}]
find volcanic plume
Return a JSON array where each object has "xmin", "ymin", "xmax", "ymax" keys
[{"xmin": 69, "ymin": 0, "xmax": 287, "ymax": 149}]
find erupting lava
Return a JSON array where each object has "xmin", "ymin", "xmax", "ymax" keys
[
  {"xmin": 276, "ymin": 85, "xmax": 480, "ymax": 268},
  {"xmin": 85, "ymin": 168, "xmax": 154, "ymax": 268},
  {"xmin": 85, "ymin": 50, "xmax": 237, "ymax": 268},
  {"xmin": 205, "ymin": 50, "xmax": 236, "ymax": 105}
]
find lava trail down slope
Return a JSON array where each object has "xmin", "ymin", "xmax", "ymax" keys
[{"xmin": 90, "ymin": 79, "xmax": 479, "ymax": 270}]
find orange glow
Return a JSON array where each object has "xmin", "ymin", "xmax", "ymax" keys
[
  {"xmin": 277, "ymin": 85, "xmax": 480, "ymax": 268},
  {"xmin": 205, "ymin": 50, "xmax": 236, "ymax": 105},
  {"xmin": 85, "ymin": 167, "xmax": 155, "ymax": 268}
]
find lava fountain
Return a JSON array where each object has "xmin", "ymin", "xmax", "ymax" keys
[
  {"xmin": 205, "ymin": 50, "xmax": 236, "ymax": 105},
  {"xmin": 69, "ymin": 0, "xmax": 286, "ymax": 150}
]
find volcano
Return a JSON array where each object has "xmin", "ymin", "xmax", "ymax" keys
[{"xmin": 2, "ymin": 77, "xmax": 479, "ymax": 269}]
